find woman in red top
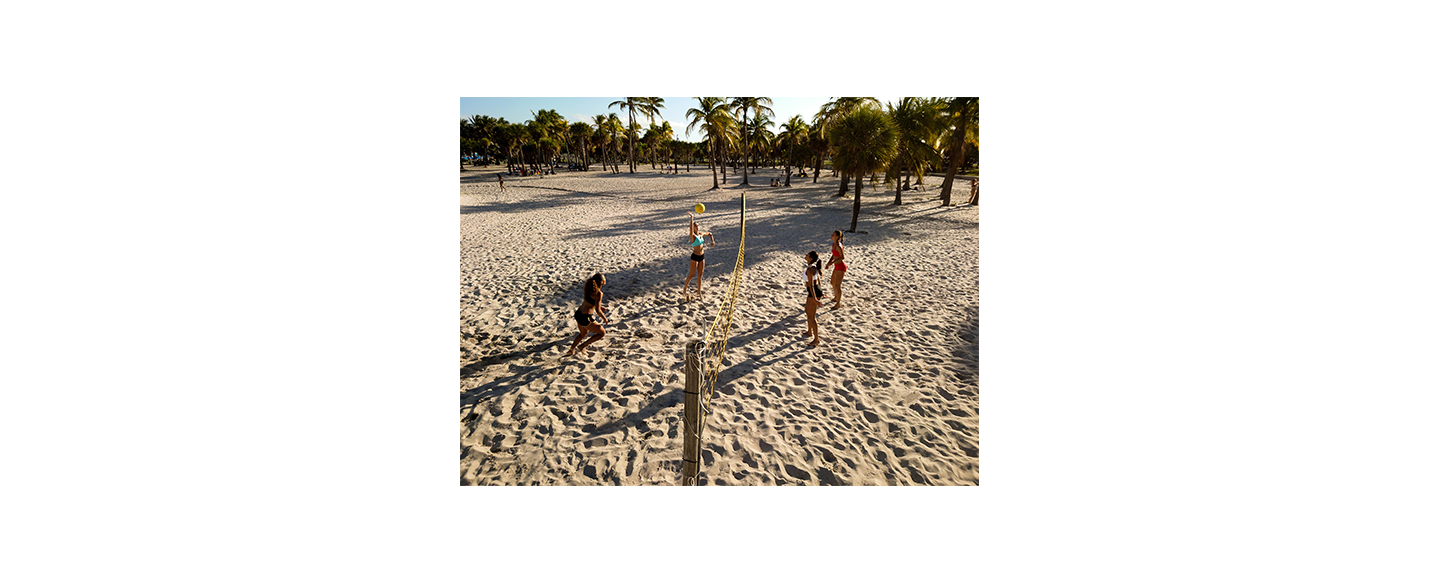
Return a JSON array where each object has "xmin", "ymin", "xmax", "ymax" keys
[{"xmin": 824, "ymin": 230, "xmax": 847, "ymax": 309}]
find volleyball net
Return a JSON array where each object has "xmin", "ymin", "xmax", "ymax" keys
[{"xmin": 682, "ymin": 192, "xmax": 746, "ymax": 485}]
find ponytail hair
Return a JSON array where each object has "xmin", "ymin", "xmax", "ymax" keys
[
  {"xmin": 832, "ymin": 230, "xmax": 844, "ymax": 244},
  {"xmin": 805, "ymin": 251, "xmax": 824, "ymax": 298},
  {"xmin": 585, "ymin": 273, "xmax": 604, "ymax": 302}
]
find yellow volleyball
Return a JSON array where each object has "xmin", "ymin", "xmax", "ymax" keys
[{"xmin": 694, "ymin": 203, "xmax": 705, "ymax": 214}]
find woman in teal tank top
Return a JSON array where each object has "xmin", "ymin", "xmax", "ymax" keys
[{"xmin": 683, "ymin": 211, "xmax": 714, "ymax": 301}]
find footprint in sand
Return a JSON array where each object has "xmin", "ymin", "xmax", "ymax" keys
[{"xmin": 814, "ymin": 467, "xmax": 843, "ymax": 486}]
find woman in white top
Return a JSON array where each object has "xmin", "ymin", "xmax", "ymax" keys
[{"xmin": 802, "ymin": 250, "xmax": 824, "ymax": 346}]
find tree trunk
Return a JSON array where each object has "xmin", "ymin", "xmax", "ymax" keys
[
  {"xmin": 813, "ymin": 152, "xmax": 821, "ymax": 183},
  {"xmin": 709, "ymin": 141, "xmax": 718, "ymax": 188},
  {"xmin": 939, "ymin": 138, "xmax": 961, "ymax": 206},
  {"xmin": 740, "ymin": 110, "xmax": 750, "ymax": 185},
  {"xmin": 966, "ymin": 178, "xmax": 979, "ymax": 205},
  {"xmin": 836, "ymin": 172, "xmax": 849, "ymax": 197},
  {"xmin": 849, "ymin": 173, "xmax": 862, "ymax": 232},
  {"xmin": 894, "ymin": 168, "xmax": 903, "ymax": 205},
  {"xmin": 721, "ymin": 142, "xmax": 728, "ymax": 184}
]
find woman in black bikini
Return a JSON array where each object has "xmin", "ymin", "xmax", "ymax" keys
[
  {"xmin": 682, "ymin": 212, "xmax": 714, "ymax": 300},
  {"xmin": 564, "ymin": 273, "xmax": 610, "ymax": 357},
  {"xmin": 802, "ymin": 251, "xmax": 824, "ymax": 346}
]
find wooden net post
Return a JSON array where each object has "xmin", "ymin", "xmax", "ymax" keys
[{"xmin": 682, "ymin": 339, "xmax": 704, "ymax": 486}]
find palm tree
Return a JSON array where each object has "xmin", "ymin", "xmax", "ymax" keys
[
  {"xmin": 885, "ymin": 98, "xmax": 944, "ymax": 205},
  {"xmin": 477, "ymin": 115, "xmax": 502, "ymax": 165},
  {"xmin": 778, "ymin": 115, "xmax": 809, "ymax": 186},
  {"xmin": 603, "ymin": 113, "xmax": 624, "ymax": 173},
  {"xmin": 608, "ymin": 98, "xmax": 640, "ymax": 172},
  {"xmin": 686, "ymin": 97, "xmax": 736, "ymax": 190},
  {"xmin": 747, "ymin": 113, "xmax": 775, "ymax": 174},
  {"xmin": 570, "ymin": 122, "xmax": 592, "ymax": 170},
  {"xmin": 938, "ymin": 97, "xmax": 979, "ymax": 205},
  {"xmin": 523, "ymin": 121, "xmax": 542, "ymax": 170},
  {"xmin": 591, "ymin": 126, "xmax": 607, "ymax": 172},
  {"xmin": 589, "ymin": 115, "xmax": 607, "ymax": 172},
  {"xmin": 642, "ymin": 124, "xmax": 660, "ymax": 169},
  {"xmin": 502, "ymin": 122, "xmax": 529, "ymax": 173},
  {"xmin": 658, "ymin": 121, "xmax": 674, "ymax": 170},
  {"xmin": 830, "ymin": 107, "xmax": 898, "ymax": 232},
  {"xmin": 813, "ymin": 97, "xmax": 881, "ymax": 195},
  {"xmin": 805, "ymin": 131, "xmax": 828, "ymax": 184},
  {"xmin": 626, "ymin": 120, "xmax": 643, "ymax": 170},
  {"xmin": 466, "ymin": 115, "xmax": 504, "ymax": 167},
  {"xmin": 592, "ymin": 113, "xmax": 623, "ymax": 173},
  {"xmin": 460, "ymin": 118, "xmax": 473, "ymax": 171},
  {"xmin": 728, "ymin": 97, "xmax": 774, "ymax": 185},
  {"xmin": 608, "ymin": 97, "xmax": 665, "ymax": 173},
  {"xmin": 528, "ymin": 109, "xmax": 568, "ymax": 168},
  {"xmin": 669, "ymin": 139, "xmax": 689, "ymax": 172}
]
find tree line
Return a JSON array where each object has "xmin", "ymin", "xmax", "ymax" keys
[{"xmin": 462, "ymin": 97, "xmax": 979, "ymax": 229}]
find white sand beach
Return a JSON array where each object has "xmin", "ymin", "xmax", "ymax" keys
[{"xmin": 460, "ymin": 164, "xmax": 978, "ymax": 485}]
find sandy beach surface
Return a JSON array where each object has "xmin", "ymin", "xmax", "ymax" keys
[{"xmin": 460, "ymin": 163, "xmax": 978, "ymax": 485}]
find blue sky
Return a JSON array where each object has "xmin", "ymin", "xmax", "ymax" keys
[{"xmin": 460, "ymin": 97, "xmax": 899, "ymax": 142}]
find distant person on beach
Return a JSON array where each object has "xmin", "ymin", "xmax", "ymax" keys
[
  {"xmin": 825, "ymin": 230, "xmax": 847, "ymax": 309},
  {"xmin": 683, "ymin": 211, "xmax": 714, "ymax": 300},
  {"xmin": 564, "ymin": 273, "xmax": 610, "ymax": 357},
  {"xmin": 496, "ymin": 173, "xmax": 506, "ymax": 192},
  {"xmin": 802, "ymin": 251, "xmax": 824, "ymax": 346}
]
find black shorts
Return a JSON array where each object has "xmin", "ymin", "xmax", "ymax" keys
[
  {"xmin": 690, "ymin": 253, "xmax": 705, "ymax": 263},
  {"xmin": 575, "ymin": 309, "xmax": 594, "ymax": 327}
]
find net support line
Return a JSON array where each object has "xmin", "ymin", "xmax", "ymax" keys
[{"xmin": 681, "ymin": 192, "xmax": 746, "ymax": 486}]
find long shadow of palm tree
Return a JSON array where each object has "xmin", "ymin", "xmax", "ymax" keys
[
  {"xmin": 582, "ymin": 387, "xmax": 684, "ymax": 439},
  {"xmin": 460, "ymin": 338, "xmax": 570, "ymax": 416}
]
